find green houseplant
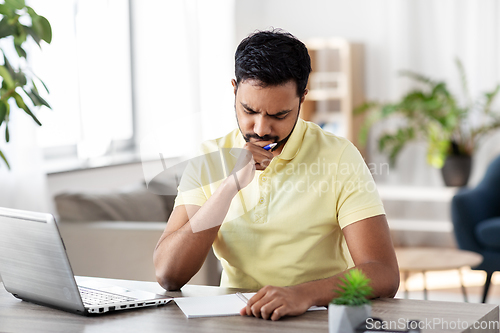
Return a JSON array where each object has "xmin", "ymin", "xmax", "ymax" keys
[
  {"xmin": 0, "ymin": 0, "xmax": 52, "ymax": 169},
  {"xmin": 357, "ymin": 59, "xmax": 500, "ymax": 186},
  {"xmin": 329, "ymin": 269, "xmax": 372, "ymax": 333}
]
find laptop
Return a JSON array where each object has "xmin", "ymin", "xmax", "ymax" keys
[{"xmin": 0, "ymin": 207, "xmax": 172, "ymax": 315}]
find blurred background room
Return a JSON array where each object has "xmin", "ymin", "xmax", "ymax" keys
[{"xmin": 1, "ymin": 0, "xmax": 499, "ymax": 303}]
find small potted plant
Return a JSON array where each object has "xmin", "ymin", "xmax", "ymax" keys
[{"xmin": 329, "ymin": 269, "xmax": 372, "ymax": 333}]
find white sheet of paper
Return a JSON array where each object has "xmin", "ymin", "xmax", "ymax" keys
[
  {"xmin": 174, "ymin": 293, "xmax": 255, "ymax": 318},
  {"xmin": 174, "ymin": 292, "xmax": 326, "ymax": 318}
]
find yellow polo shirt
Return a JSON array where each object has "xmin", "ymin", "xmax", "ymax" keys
[{"xmin": 174, "ymin": 119, "xmax": 385, "ymax": 289}]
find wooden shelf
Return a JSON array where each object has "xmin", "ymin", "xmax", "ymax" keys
[{"xmin": 302, "ymin": 38, "xmax": 365, "ymax": 153}]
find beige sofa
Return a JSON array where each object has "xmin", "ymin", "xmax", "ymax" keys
[{"xmin": 54, "ymin": 184, "xmax": 221, "ymax": 287}]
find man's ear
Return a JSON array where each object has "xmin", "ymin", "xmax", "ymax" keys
[
  {"xmin": 231, "ymin": 79, "xmax": 238, "ymax": 95},
  {"xmin": 300, "ymin": 89, "xmax": 309, "ymax": 104}
]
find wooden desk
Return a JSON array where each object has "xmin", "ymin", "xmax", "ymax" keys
[
  {"xmin": 396, "ymin": 247, "xmax": 484, "ymax": 301},
  {"xmin": 0, "ymin": 277, "xmax": 498, "ymax": 333}
]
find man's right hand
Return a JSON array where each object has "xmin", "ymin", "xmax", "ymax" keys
[
  {"xmin": 230, "ymin": 141, "xmax": 274, "ymax": 192},
  {"xmin": 243, "ymin": 142, "xmax": 275, "ymax": 170}
]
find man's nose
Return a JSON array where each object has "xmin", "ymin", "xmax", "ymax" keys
[{"xmin": 253, "ymin": 116, "xmax": 272, "ymax": 137}]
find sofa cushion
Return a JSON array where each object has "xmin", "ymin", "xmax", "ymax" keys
[
  {"xmin": 55, "ymin": 184, "xmax": 175, "ymax": 222},
  {"xmin": 475, "ymin": 217, "xmax": 500, "ymax": 250}
]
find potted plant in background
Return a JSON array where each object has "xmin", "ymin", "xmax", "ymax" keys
[
  {"xmin": 356, "ymin": 59, "xmax": 500, "ymax": 187},
  {"xmin": 329, "ymin": 269, "xmax": 372, "ymax": 333},
  {"xmin": 0, "ymin": 0, "xmax": 52, "ymax": 169}
]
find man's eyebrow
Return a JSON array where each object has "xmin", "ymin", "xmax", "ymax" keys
[
  {"xmin": 273, "ymin": 109, "xmax": 293, "ymax": 116},
  {"xmin": 240, "ymin": 102, "xmax": 293, "ymax": 116},
  {"xmin": 241, "ymin": 102, "xmax": 256, "ymax": 112}
]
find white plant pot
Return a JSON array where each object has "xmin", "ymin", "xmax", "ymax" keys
[{"xmin": 328, "ymin": 303, "xmax": 371, "ymax": 333}]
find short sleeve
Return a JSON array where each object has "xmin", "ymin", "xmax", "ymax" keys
[
  {"xmin": 335, "ymin": 142, "xmax": 385, "ymax": 229},
  {"xmin": 173, "ymin": 161, "xmax": 208, "ymax": 208},
  {"xmin": 173, "ymin": 143, "xmax": 231, "ymax": 209}
]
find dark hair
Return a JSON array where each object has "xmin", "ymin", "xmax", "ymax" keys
[{"xmin": 235, "ymin": 29, "xmax": 312, "ymax": 97}]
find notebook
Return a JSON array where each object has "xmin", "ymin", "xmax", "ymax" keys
[
  {"xmin": 174, "ymin": 292, "xmax": 327, "ymax": 318},
  {"xmin": 0, "ymin": 207, "xmax": 172, "ymax": 315}
]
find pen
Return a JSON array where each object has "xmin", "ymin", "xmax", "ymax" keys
[
  {"xmin": 263, "ymin": 143, "xmax": 277, "ymax": 151},
  {"xmin": 236, "ymin": 292, "xmax": 249, "ymax": 304}
]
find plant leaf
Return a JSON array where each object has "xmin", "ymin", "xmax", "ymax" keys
[
  {"xmin": 12, "ymin": 92, "xmax": 42, "ymax": 126},
  {"xmin": 399, "ymin": 70, "xmax": 434, "ymax": 86},
  {"xmin": 0, "ymin": 17, "xmax": 16, "ymax": 39},
  {"xmin": 4, "ymin": 0, "xmax": 25, "ymax": 10},
  {"xmin": 37, "ymin": 15, "xmax": 52, "ymax": 44},
  {"xmin": 29, "ymin": 9, "xmax": 52, "ymax": 45},
  {"xmin": 331, "ymin": 269, "xmax": 372, "ymax": 306},
  {"xmin": 23, "ymin": 25, "xmax": 41, "ymax": 46},
  {"xmin": 377, "ymin": 127, "xmax": 416, "ymax": 166},
  {"xmin": 24, "ymin": 88, "xmax": 51, "ymax": 109},
  {"xmin": 0, "ymin": 4, "xmax": 15, "ymax": 16},
  {"xmin": 26, "ymin": 6, "xmax": 37, "ymax": 16},
  {"xmin": 5, "ymin": 123, "xmax": 9, "ymax": 142},
  {"xmin": 483, "ymin": 84, "xmax": 500, "ymax": 115},
  {"xmin": 0, "ymin": 100, "xmax": 6, "ymax": 127},
  {"xmin": 16, "ymin": 69, "xmax": 27, "ymax": 86},
  {"xmin": 26, "ymin": 7, "xmax": 42, "ymax": 46},
  {"xmin": 23, "ymin": 87, "xmax": 40, "ymax": 106},
  {"xmin": 14, "ymin": 44, "xmax": 27, "ymax": 58},
  {"xmin": 3, "ymin": 55, "xmax": 15, "ymax": 78},
  {"xmin": 0, "ymin": 64, "xmax": 15, "ymax": 88},
  {"xmin": 0, "ymin": 148, "xmax": 10, "ymax": 169},
  {"xmin": 354, "ymin": 101, "xmax": 379, "ymax": 115},
  {"xmin": 426, "ymin": 123, "xmax": 450, "ymax": 168},
  {"xmin": 13, "ymin": 25, "xmax": 27, "ymax": 46},
  {"xmin": 32, "ymin": 75, "xmax": 50, "ymax": 94}
]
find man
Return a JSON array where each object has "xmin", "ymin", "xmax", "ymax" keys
[{"xmin": 154, "ymin": 29, "xmax": 399, "ymax": 321}]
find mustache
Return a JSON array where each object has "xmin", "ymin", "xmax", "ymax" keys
[{"xmin": 243, "ymin": 134, "xmax": 279, "ymax": 142}]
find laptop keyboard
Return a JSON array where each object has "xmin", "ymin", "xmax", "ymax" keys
[{"xmin": 78, "ymin": 286, "xmax": 136, "ymax": 306}]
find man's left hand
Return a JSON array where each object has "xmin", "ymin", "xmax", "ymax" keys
[{"xmin": 239, "ymin": 285, "xmax": 311, "ymax": 321}]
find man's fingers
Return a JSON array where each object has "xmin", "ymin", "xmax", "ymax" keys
[
  {"xmin": 239, "ymin": 306, "xmax": 247, "ymax": 316},
  {"xmin": 270, "ymin": 305, "xmax": 285, "ymax": 321},
  {"xmin": 255, "ymin": 159, "xmax": 271, "ymax": 170},
  {"xmin": 239, "ymin": 286, "xmax": 309, "ymax": 321},
  {"xmin": 244, "ymin": 289, "xmax": 269, "ymax": 317},
  {"xmin": 259, "ymin": 299, "xmax": 282, "ymax": 320},
  {"xmin": 243, "ymin": 143, "xmax": 274, "ymax": 170},
  {"xmin": 247, "ymin": 296, "xmax": 286, "ymax": 320}
]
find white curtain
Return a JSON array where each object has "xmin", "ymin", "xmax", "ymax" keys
[
  {"xmin": 135, "ymin": 0, "xmax": 237, "ymax": 185},
  {"xmin": 0, "ymin": 110, "xmax": 52, "ymax": 213}
]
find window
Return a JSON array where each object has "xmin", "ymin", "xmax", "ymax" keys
[
  {"xmin": 32, "ymin": 0, "xmax": 134, "ymax": 161},
  {"xmin": 32, "ymin": 0, "xmax": 236, "ymax": 173}
]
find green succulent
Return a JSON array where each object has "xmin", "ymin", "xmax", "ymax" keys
[
  {"xmin": 356, "ymin": 59, "xmax": 500, "ymax": 168},
  {"xmin": 330, "ymin": 269, "xmax": 373, "ymax": 306}
]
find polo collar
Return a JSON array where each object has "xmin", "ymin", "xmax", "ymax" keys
[{"xmin": 277, "ymin": 118, "xmax": 306, "ymax": 161}]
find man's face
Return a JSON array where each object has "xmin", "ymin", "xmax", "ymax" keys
[{"xmin": 232, "ymin": 79, "xmax": 306, "ymax": 154}]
